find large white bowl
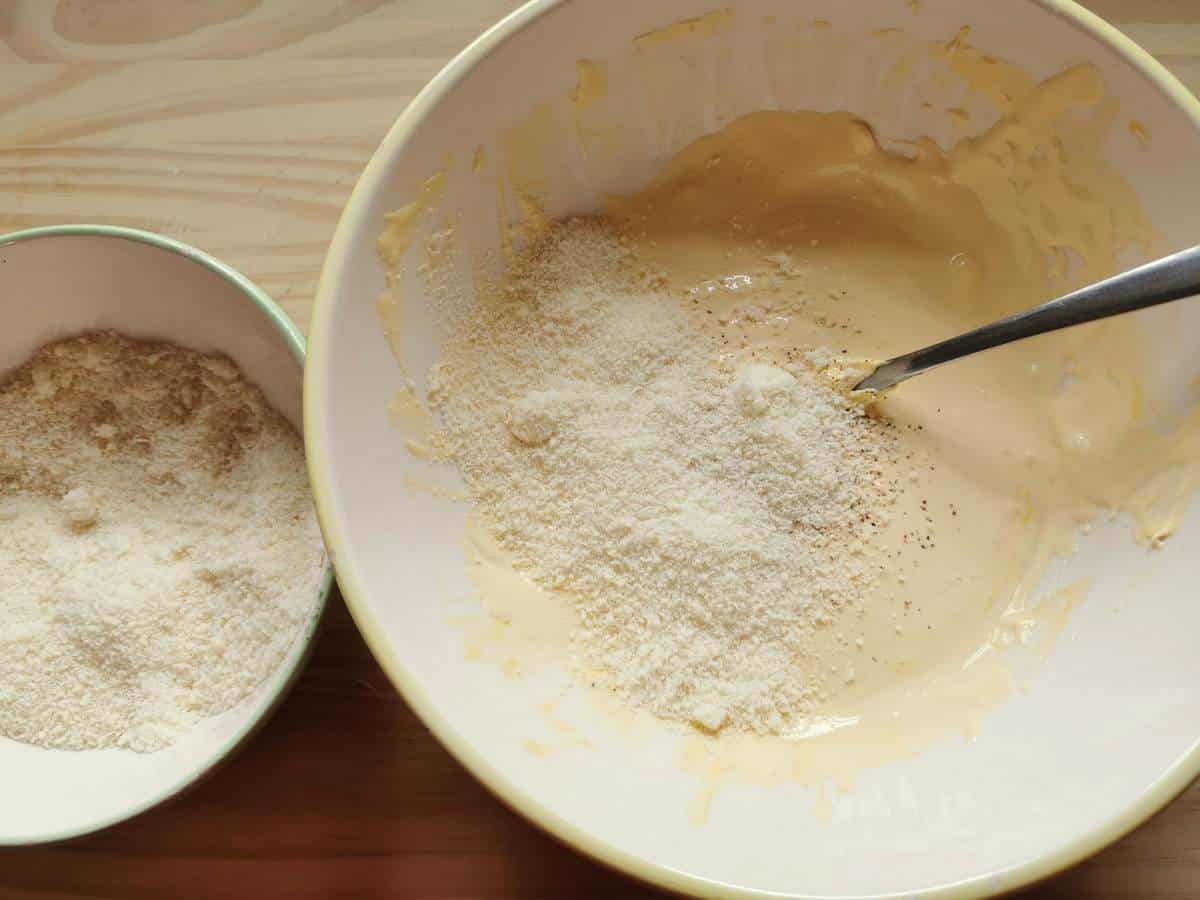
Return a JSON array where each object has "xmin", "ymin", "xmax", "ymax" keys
[
  {"xmin": 0, "ymin": 226, "xmax": 333, "ymax": 845},
  {"xmin": 307, "ymin": 2, "xmax": 1200, "ymax": 896}
]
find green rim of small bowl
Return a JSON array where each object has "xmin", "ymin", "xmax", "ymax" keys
[
  {"xmin": 304, "ymin": 3, "xmax": 1200, "ymax": 898},
  {"xmin": 0, "ymin": 223, "xmax": 335, "ymax": 847}
]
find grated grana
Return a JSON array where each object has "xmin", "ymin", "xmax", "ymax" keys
[
  {"xmin": 427, "ymin": 221, "xmax": 898, "ymax": 735},
  {"xmin": 0, "ymin": 332, "xmax": 325, "ymax": 752}
]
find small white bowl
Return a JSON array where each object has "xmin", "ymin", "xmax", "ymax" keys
[
  {"xmin": 0, "ymin": 225, "xmax": 333, "ymax": 846},
  {"xmin": 308, "ymin": 1, "xmax": 1200, "ymax": 897}
]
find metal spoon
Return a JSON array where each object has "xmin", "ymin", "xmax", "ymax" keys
[{"xmin": 853, "ymin": 245, "xmax": 1200, "ymax": 393}]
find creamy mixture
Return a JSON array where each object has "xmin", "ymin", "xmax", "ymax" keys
[
  {"xmin": 602, "ymin": 76, "xmax": 1197, "ymax": 724},
  {"xmin": 376, "ymin": 17, "xmax": 1200, "ymax": 768}
]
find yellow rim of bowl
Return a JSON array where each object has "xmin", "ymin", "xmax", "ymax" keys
[
  {"xmin": 304, "ymin": 3, "xmax": 1200, "ymax": 897},
  {"xmin": 0, "ymin": 224, "xmax": 335, "ymax": 847}
]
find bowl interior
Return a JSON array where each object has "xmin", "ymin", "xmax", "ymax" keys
[
  {"xmin": 0, "ymin": 230, "xmax": 323, "ymax": 845},
  {"xmin": 310, "ymin": 1, "xmax": 1200, "ymax": 896}
]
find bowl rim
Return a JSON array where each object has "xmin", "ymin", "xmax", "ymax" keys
[
  {"xmin": 0, "ymin": 223, "xmax": 335, "ymax": 847},
  {"xmin": 304, "ymin": 2, "xmax": 1200, "ymax": 897}
]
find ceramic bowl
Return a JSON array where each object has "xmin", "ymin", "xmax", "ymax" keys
[
  {"xmin": 307, "ymin": 1, "xmax": 1200, "ymax": 896},
  {"xmin": 0, "ymin": 225, "xmax": 333, "ymax": 845}
]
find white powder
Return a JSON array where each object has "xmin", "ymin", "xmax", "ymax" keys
[
  {"xmin": 0, "ymin": 332, "xmax": 325, "ymax": 752},
  {"xmin": 428, "ymin": 221, "xmax": 897, "ymax": 735}
]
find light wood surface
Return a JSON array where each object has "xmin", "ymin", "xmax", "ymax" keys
[{"xmin": 2, "ymin": 2, "xmax": 1199, "ymax": 897}]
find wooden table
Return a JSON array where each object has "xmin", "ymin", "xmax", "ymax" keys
[{"xmin": 2, "ymin": 2, "xmax": 1198, "ymax": 897}]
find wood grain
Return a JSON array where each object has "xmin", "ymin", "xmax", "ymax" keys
[{"xmin": 1, "ymin": 2, "xmax": 1198, "ymax": 897}]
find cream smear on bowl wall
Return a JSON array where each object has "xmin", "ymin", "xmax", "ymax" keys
[{"xmin": 372, "ymin": 10, "xmax": 1200, "ymax": 812}]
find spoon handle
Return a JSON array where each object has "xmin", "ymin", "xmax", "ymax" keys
[{"xmin": 855, "ymin": 244, "xmax": 1200, "ymax": 393}]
